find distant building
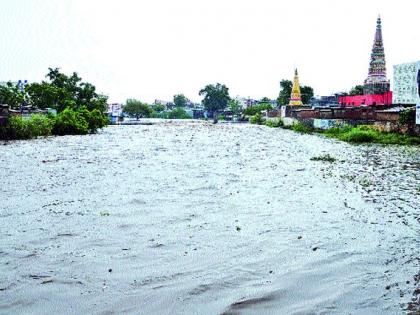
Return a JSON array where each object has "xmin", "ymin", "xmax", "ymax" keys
[
  {"xmin": 392, "ymin": 61, "xmax": 420, "ymax": 104},
  {"xmin": 107, "ymin": 103, "xmax": 123, "ymax": 124},
  {"xmin": 107, "ymin": 103, "xmax": 123, "ymax": 116}
]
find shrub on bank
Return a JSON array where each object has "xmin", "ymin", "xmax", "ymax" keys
[
  {"xmin": 53, "ymin": 108, "xmax": 89, "ymax": 135},
  {"xmin": 78, "ymin": 107, "xmax": 108, "ymax": 132},
  {"xmin": 265, "ymin": 118, "xmax": 284, "ymax": 128},
  {"xmin": 243, "ymin": 103, "xmax": 273, "ymax": 116},
  {"xmin": 338, "ymin": 128, "xmax": 378, "ymax": 143},
  {"xmin": 292, "ymin": 122, "xmax": 314, "ymax": 134},
  {"xmin": 249, "ymin": 113, "xmax": 265, "ymax": 125},
  {"xmin": 0, "ymin": 115, "xmax": 54, "ymax": 140},
  {"xmin": 167, "ymin": 107, "xmax": 192, "ymax": 119},
  {"xmin": 322, "ymin": 124, "xmax": 420, "ymax": 145}
]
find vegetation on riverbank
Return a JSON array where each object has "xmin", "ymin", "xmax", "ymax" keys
[
  {"xmin": 0, "ymin": 68, "xmax": 109, "ymax": 140},
  {"xmin": 0, "ymin": 107, "xmax": 108, "ymax": 140},
  {"xmin": 261, "ymin": 118, "xmax": 420, "ymax": 145},
  {"xmin": 123, "ymin": 99, "xmax": 193, "ymax": 120},
  {"xmin": 323, "ymin": 125, "xmax": 420, "ymax": 145}
]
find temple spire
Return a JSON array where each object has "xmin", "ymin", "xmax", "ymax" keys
[
  {"xmin": 289, "ymin": 68, "xmax": 303, "ymax": 106},
  {"xmin": 363, "ymin": 16, "xmax": 390, "ymax": 94}
]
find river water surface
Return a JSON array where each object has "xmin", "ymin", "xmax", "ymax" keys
[{"xmin": 1, "ymin": 121, "xmax": 419, "ymax": 314}]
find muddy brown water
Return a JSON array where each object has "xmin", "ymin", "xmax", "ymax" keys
[{"xmin": 0, "ymin": 121, "xmax": 419, "ymax": 314}]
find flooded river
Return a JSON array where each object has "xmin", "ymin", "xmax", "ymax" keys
[{"xmin": 1, "ymin": 121, "xmax": 419, "ymax": 314}]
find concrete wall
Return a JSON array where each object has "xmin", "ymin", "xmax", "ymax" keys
[{"xmin": 290, "ymin": 107, "xmax": 400, "ymax": 122}]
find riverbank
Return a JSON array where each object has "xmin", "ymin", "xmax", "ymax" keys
[
  {"xmin": 261, "ymin": 117, "xmax": 420, "ymax": 145},
  {"xmin": 0, "ymin": 108, "xmax": 108, "ymax": 140}
]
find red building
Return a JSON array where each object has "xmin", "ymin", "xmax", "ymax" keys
[{"xmin": 339, "ymin": 91, "xmax": 393, "ymax": 107}]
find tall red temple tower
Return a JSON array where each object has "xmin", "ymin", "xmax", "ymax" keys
[{"xmin": 363, "ymin": 16, "xmax": 390, "ymax": 94}]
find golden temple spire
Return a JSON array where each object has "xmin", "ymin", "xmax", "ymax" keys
[{"xmin": 289, "ymin": 68, "xmax": 303, "ymax": 106}]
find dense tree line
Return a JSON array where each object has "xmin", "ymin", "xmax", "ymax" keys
[{"xmin": 0, "ymin": 68, "xmax": 108, "ymax": 139}]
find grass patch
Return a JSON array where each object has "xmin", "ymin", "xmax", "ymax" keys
[
  {"xmin": 322, "ymin": 125, "xmax": 420, "ymax": 145},
  {"xmin": 249, "ymin": 113, "xmax": 266, "ymax": 125},
  {"xmin": 265, "ymin": 118, "xmax": 284, "ymax": 128},
  {"xmin": 292, "ymin": 122, "xmax": 314, "ymax": 134}
]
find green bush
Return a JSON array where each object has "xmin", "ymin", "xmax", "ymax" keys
[
  {"xmin": 398, "ymin": 107, "xmax": 415, "ymax": 125},
  {"xmin": 0, "ymin": 114, "xmax": 54, "ymax": 140},
  {"xmin": 151, "ymin": 111, "xmax": 169, "ymax": 119},
  {"xmin": 323, "ymin": 125, "xmax": 352, "ymax": 137},
  {"xmin": 243, "ymin": 103, "xmax": 273, "ymax": 116},
  {"xmin": 338, "ymin": 128, "xmax": 378, "ymax": 143},
  {"xmin": 249, "ymin": 113, "xmax": 265, "ymax": 125},
  {"xmin": 29, "ymin": 114, "xmax": 54, "ymax": 137},
  {"xmin": 322, "ymin": 124, "xmax": 420, "ymax": 145},
  {"xmin": 78, "ymin": 107, "xmax": 108, "ymax": 131},
  {"xmin": 265, "ymin": 118, "xmax": 283, "ymax": 128},
  {"xmin": 292, "ymin": 122, "xmax": 314, "ymax": 134},
  {"xmin": 167, "ymin": 107, "xmax": 191, "ymax": 119},
  {"xmin": 53, "ymin": 108, "xmax": 89, "ymax": 135}
]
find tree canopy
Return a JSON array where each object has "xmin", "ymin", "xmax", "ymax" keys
[
  {"xmin": 277, "ymin": 80, "xmax": 293, "ymax": 105},
  {"xmin": 0, "ymin": 68, "xmax": 108, "ymax": 113},
  {"xmin": 243, "ymin": 103, "xmax": 273, "ymax": 116},
  {"xmin": 301, "ymin": 86, "xmax": 314, "ymax": 104},
  {"xmin": 173, "ymin": 94, "xmax": 187, "ymax": 107},
  {"xmin": 349, "ymin": 85, "xmax": 364, "ymax": 96},
  {"xmin": 228, "ymin": 99, "xmax": 241, "ymax": 116},
  {"xmin": 0, "ymin": 82, "xmax": 25, "ymax": 109},
  {"xmin": 276, "ymin": 79, "xmax": 314, "ymax": 105},
  {"xmin": 199, "ymin": 83, "xmax": 230, "ymax": 117},
  {"xmin": 123, "ymin": 99, "xmax": 153, "ymax": 119}
]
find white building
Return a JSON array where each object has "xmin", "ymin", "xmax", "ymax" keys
[
  {"xmin": 393, "ymin": 61, "xmax": 420, "ymax": 104},
  {"xmin": 107, "ymin": 103, "xmax": 123, "ymax": 117}
]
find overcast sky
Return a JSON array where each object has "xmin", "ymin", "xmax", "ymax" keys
[{"xmin": 0, "ymin": 0, "xmax": 419, "ymax": 103}]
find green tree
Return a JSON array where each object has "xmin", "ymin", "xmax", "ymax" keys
[
  {"xmin": 301, "ymin": 86, "xmax": 314, "ymax": 104},
  {"xmin": 44, "ymin": 68, "xmax": 108, "ymax": 113},
  {"xmin": 53, "ymin": 108, "xmax": 89, "ymax": 135},
  {"xmin": 26, "ymin": 82, "xmax": 61, "ymax": 109},
  {"xmin": 277, "ymin": 80, "xmax": 292, "ymax": 105},
  {"xmin": 173, "ymin": 94, "xmax": 187, "ymax": 107},
  {"xmin": 228, "ymin": 99, "xmax": 241, "ymax": 116},
  {"xmin": 277, "ymin": 80, "xmax": 314, "ymax": 105},
  {"xmin": 168, "ymin": 107, "xmax": 191, "ymax": 119},
  {"xmin": 199, "ymin": 83, "xmax": 230, "ymax": 121},
  {"xmin": 349, "ymin": 85, "xmax": 364, "ymax": 96},
  {"xmin": 152, "ymin": 103, "xmax": 165, "ymax": 112},
  {"xmin": 0, "ymin": 82, "xmax": 26, "ymax": 109},
  {"xmin": 243, "ymin": 103, "xmax": 273, "ymax": 116},
  {"xmin": 260, "ymin": 97, "xmax": 271, "ymax": 103},
  {"xmin": 123, "ymin": 99, "xmax": 152, "ymax": 119}
]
